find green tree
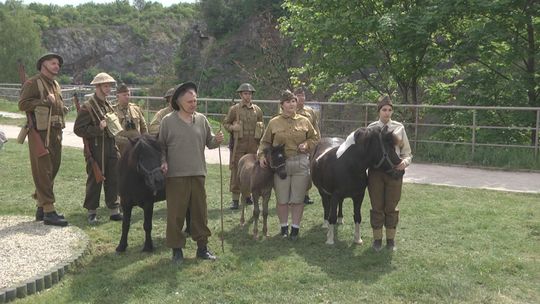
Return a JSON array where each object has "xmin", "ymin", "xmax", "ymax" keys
[{"xmin": 0, "ymin": 1, "xmax": 44, "ymax": 82}]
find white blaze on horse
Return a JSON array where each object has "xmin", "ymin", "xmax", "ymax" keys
[{"xmin": 310, "ymin": 126, "xmax": 403, "ymax": 245}]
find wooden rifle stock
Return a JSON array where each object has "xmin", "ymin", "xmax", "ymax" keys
[
  {"xmin": 17, "ymin": 61, "xmax": 49, "ymax": 157},
  {"xmin": 73, "ymin": 94, "xmax": 105, "ymax": 183}
]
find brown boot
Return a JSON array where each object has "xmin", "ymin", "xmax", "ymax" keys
[
  {"xmin": 386, "ymin": 239, "xmax": 396, "ymax": 251},
  {"xmin": 372, "ymin": 228, "xmax": 383, "ymax": 252},
  {"xmin": 385, "ymin": 228, "xmax": 396, "ymax": 251}
]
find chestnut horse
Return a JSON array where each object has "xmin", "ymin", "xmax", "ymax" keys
[
  {"xmin": 237, "ymin": 144, "xmax": 286, "ymax": 239},
  {"xmin": 311, "ymin": 126, "xmax": 402, "ymax": 245}
]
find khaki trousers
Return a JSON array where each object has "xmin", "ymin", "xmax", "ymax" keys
[
  {"xmin": 166, "ymin": 176, "xmax": 211, "ymax": 249},
  {"xmin": 368, "ymin": 169, "xmax": 402, "ymax": 229},
  {"xmin": 29, "ymin": 128, "xmax": 62, "ymax": 212}
]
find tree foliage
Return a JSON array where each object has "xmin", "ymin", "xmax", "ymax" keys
[{"xmin": 0, "ymin": 0, "xmax": 44, "ymax": 82}]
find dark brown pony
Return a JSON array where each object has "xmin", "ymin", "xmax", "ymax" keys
[
  {"xmin": 311, "ymin": 126, "xmax": 402, "ymax": 245},
  {"xmin": 237, "ymin": 144, "xmax": 286, "ymax": 239},
  {"xmin": 115, "ymin": 134, "xmax": 190, "ymax": 253}
]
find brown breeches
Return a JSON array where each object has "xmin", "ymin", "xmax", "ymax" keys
[
  {"xmin": 368, "ymin": 169, "xmax": 402, "ymax": 229},
  {"xmin": 166, "ymin": 176, "xmax": 211, "ymax": 249},
  {"xmin": 29, "ymin": 128, "xmax": 62, "ymax": 212},
  {"xmin": 83, "ymin": 137, "xmax": 119, "ymax": 211}
]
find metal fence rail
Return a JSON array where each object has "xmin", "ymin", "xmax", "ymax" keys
[{"xmin": 2, "ymin": 86, "xmax": 539, "ymax": 159}]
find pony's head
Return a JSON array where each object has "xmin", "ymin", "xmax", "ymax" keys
[
  {"xmin": 128, "ymin": 134, "xmax": 165, "ymax": 193},
  {"xmin": 354, "ymin": 126, "xmax": 403, "ymax": 178},
  {"xmin": 264, "ymin": 144, "xmax": 287, "ymax": 179}
]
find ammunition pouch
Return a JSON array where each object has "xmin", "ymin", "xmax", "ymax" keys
[
  {"xmin": 254, "ymin": 121, "xmax": 264, "ymax": 140},
  {"xmin": 104, "ymin": 112, "xmax": 123, "ymax": 137},
  {"xmin": 34, "ymin": 106, "xmax": 49, "ymax": 131}
]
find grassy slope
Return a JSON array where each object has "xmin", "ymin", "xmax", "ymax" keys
[{"xmin": 0, "ymin": 142, "xmax": 538, "ymax": 304}]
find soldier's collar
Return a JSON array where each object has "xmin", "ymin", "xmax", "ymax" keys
[{"xmin": 240, "ymin": 102, "xmax": 253, "ymax": 108}]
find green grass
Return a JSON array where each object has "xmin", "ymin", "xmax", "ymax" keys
[{"xmin": 0, "ymin": 142, "xmax": 538, "ymax": 303}]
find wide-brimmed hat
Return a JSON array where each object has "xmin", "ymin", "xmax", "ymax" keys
[
  {"xmin": 36, "ymin": 53, "xmax": 63, "ymax": 71},
  {"xmin": 377, "ymin": 95, "xmax": 393, "ymax": 112},
  {"xmin": 90, "ymin": 72, "xmax": 116, "ymax": 85},
  {"xmin": 171, "ymin": 82, "xmax": 198, "ymax": 111}
]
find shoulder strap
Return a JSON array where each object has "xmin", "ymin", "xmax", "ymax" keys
[{"xmin": 36, "ymin": 78, "xmax": 46, "ymax": 100}]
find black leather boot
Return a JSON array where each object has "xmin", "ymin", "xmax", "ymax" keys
[
  {"xmin": 43, "ymin": 211, "xmax": 68, "ymax": 227},
  {"xmin": 372, "ymin": 239, "xmax": 383, "ymax": 252},
  {"xmin": 229, "ymin": 200, "xmax": 239, "ymax": 210},
  {"xmin": 280, "ymin": 225, "xmax": 289, "ymax": 238},
  {"xmin": 290, "ymin": 227, "xmax": 299, "ymax": 241},
  {"xmin": 36, "ymin": 207, "xmax": 64, "ymax": 221},
  {"xmin": 196, "ymin": 247, "xmax": 217, "ymax": 260}
]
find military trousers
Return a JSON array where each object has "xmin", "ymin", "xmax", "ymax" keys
[
  {"xmin": 367, "ymin": 169, "xmax": 402, "ymax": 229},
  {"xmin": 83, "ymin": 136, "xmax": 119, "ymax": 211},
  {"xmin": 165, "ymin": 176, "xmax": 211, "ymax": 249},
  {"xmin": 29, "ymin": 128, "xmax": 62, "ymax": 212}
]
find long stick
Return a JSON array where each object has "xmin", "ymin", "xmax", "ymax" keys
[{"xmin": 218, "ymin": 125, "xmax": 224, "ymax": 253}]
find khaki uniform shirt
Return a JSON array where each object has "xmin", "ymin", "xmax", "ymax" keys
[
  {"xmin": 258, "ymin": 113, "xmax": 319, "ymax": 159},
  {"xmin": 223, "ymin": 102, "xmax": 264, "ymax": 153},
  {"xmin": 297, "ymin": 105, "xmax": 320, "ymax": 136},
  {"xmin": 19, "ymin": 73, "xmax": 65, "ymax": 129},
  {"xmin": 148, "ymin": 105, "xmax": 173, "ymax": 135},
  {"xmin": 114, "ymin": 102, "xmax": 148, "ymax": 144},
  {"xmin": 368, "ymin": 119, "xmax": 413, "ymax": 166}
]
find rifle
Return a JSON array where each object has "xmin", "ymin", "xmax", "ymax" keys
[
  {"xmin": 17, "ymin": 61, "xmax": 49, "ymax": 157},
  {"xmin": 73, "ymin": 94, "xmax": 106, "ymax": 183}
]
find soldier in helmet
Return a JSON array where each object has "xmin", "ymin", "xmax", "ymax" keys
[
  {"xmin": 74, "ymin": 72, "xmax": 123, "ymax": 224},
  {"xmin": 113, "ymin": 84, "xmax": 148, "ymax": 156},
  {"xmin": 293, "ymin": 87, "xmax": 320, "ymax": 205},
  {"xmin": 19, "ymin": 53, "xmax": 68, "ymax": 226},
  {"xmin": 148, "ymin": 87, "xmax": 175, "ymax": 136},
  {"xmin": 222, "ymin": 83, "xmax": 265, "ymax": 210}
]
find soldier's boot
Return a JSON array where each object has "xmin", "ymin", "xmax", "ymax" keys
[
  {"xmin": 372, "ymin": 228, "xmax": 383, "ymax": 252},
  {"xmin": 36, "ymin": 207, "xmax": 64, "ymax": 221},
  {"xmin": 245, "ymin": 196, "xmax": 253, "ymax": 206},
  {"xmin": 109, "ymin": 208, "xmax": 123, "ymax": 221},
  {"xmin": 196, "ymin": 246, "xmax": 217, "ymax": 260},
  {"xmin": 290, "ymin": 226, "xmax": 300, "ymax": 241},
  {"xmin": 88, "ymin": 211, "xmax": 98, "ymax": 225},
  {"xmin": 303, "ymin": 195, "xmax": 314, "ymax": 205},
  {"xmin": 43, "ymin": 211, "xmax": 68, "ymax": 227},
  {"xmin": 386, "ymin": 228, "xmax": 396, "ymax": 251},
  {"xmin": 172, "ymin": 248, "xmax": 184, "ymax": 264},
  {"xmin": 229, "ymin": 200, "xmax": 239, "ymax": 210}
]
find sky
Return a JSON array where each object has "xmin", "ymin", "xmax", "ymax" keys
[{"xmin": 21, "ymin": 0, "xmax": 196, "ymax": 6}]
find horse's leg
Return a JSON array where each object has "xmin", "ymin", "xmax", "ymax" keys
[
  {"xmin": 337, "ymin": 200, "xmax": 344, "ymax": 225},
  {"xmin": 262, "ymin": 189, "xmax": 271, "ymax": 238},
  {"xmin": 142, "ymin": 202, "xmax": 155, "ymax": 252},
  {"xmin": 116, "ymin": 199, "xmax": 133, "ymax": 253},
  {"xmin": 321, "ymin": 191, "xmax": 330, "ymax": 228},
  {"xmin": 352, "ymin": 189, "xmax": 366, "ymax": 245},
  {"xmin": 252, "ymin": 192, "xmax": 260, "ymax": 240},
  {"xmin": 239, "ymin": 192, "xmax": 246, "ymax": 226},
  {"xmin": 326, "ymin": 195, "xmax": 341, "ymax": 245}
]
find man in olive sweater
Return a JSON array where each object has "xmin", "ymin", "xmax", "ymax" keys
[{"xmin": 158, "ymin": 82, "xmax": 224, "ymax": 263}]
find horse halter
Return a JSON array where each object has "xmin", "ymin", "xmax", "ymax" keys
[
  {"xmin": 268, "ymin": 153, "xmax": 285, "ymax": 171},
  {"xmin": 134, "ymin": 139, "xmax": 164, "ymax": 195},
  {"xmin": 373, "ymin": 131, "xmax": 397, "ymax": 172}
]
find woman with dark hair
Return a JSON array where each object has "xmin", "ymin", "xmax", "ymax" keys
[
  {"xmin": 258, "ymin": 90, "xmax": 319, "ymax": 240},
  {"xmin": 368, "ymin": 95, "xmax": 412, "ymax": 252}
]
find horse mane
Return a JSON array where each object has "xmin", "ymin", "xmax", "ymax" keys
[{"xmin": 126, "ymin": 134, "xmax": 160, "ymax": 168}]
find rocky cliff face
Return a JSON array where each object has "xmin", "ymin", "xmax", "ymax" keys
[{"xmin": 42, "ymin": 20, "xmax": 193, "ymax": 83}]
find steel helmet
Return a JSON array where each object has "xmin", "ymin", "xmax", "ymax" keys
[
  {"xmin": 90, "ymin": 72, "xmax": 116, "ymax": 85},
  {"xmin": 164, "ymin": 87, "xmax": 175, "ymax": 99},
  {"xmin": 36, "ymin": 53, "xmax": 63, "ymax": 71},
  {"xmin": 236, "ymin": 83, "xmax": 256, "ymax": 93}
]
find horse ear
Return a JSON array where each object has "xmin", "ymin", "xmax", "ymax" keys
[{"xmin": 353, "ymin": 128, "xmax": 368, "ymax": 145}]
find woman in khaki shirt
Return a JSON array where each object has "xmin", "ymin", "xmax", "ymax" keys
[{"xmin": 258, "ymin": 90, "xmax": 319, "ymax": 240}]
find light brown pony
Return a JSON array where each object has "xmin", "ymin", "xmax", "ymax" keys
[{"xmin": 237, "ymin": 144, "xmax": 286, "ymax": 239}]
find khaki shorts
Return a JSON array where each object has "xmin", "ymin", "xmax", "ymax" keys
[{"xmin": 274, "ymin": 154, "xmax": 310, "ymax": 204}]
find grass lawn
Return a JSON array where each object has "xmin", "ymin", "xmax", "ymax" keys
[{"xmin": 0, "ymin": 142, "xmax": 538, "ymax": 304}]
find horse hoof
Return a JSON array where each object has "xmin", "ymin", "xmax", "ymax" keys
[
  {"xmin": 253, "ymin": 234, "xmax": 258, "ymax": 240},
  {"xmin": 337, "ymin": 218, "xmax": 344, "ymax": 225},
  {"xmin": 322, "ymin": 221, "xmax": 329, "ymax": 228},
  {"xmin": 325, "ymin": 240, "xmax": 335, "ymax": 245},
  {"xmin": 142, "ymin": 246, "xmax": 154, "ymax": 253},
  {"xmin": 115, "ymin": 245, "xmax": 127, "ymax": 253}
]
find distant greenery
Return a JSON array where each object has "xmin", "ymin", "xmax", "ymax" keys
[{"xmin": 0, "ymin": 142, "xmax": 539, "ymax": 303}]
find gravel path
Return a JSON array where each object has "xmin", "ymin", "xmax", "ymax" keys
[{"xmin": 0, "ymin": 216, "xmax": 87, "ymax": 290}]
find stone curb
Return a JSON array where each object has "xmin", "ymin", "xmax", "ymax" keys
[{"xmin": 0, "ymin": 228, "xmax": 89, "ymax": 303}]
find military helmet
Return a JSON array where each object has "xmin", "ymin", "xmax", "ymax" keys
[
  {"xmin": 164, "ymin": 87, "xmax": 175, "ymax": 99},
  {"xmin": 90, "ymin": 72, "xmax": 116, "ymax": 85},
  {"xmin": 36, "ymin": 53, "xmax": 63, "ymax": 71},
  {"xmin": 236, "ymin": 83, "xmax": 256, "ymax": 93},
  {"xmin": 116, "ymin": 84, "xmax": 129, "ymax": 94}
]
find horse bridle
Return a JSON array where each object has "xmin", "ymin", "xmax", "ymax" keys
[{"xmin": 134, "ymin": 138, "xmax": 164, "ymax": 195}]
